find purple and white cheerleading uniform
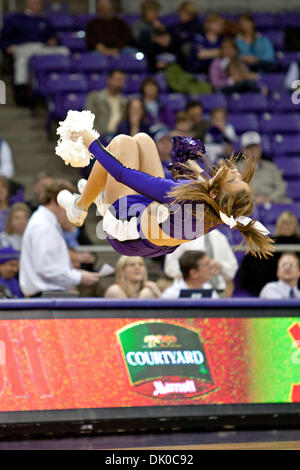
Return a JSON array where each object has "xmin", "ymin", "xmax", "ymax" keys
[{"xmin": 89, "ymin": 139, "xmax": 220, "ymax": 257}]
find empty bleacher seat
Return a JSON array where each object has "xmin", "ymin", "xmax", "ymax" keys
[
  {"xmin": 86, "ymin": 73, "xmax": 107, "ymax": 91},
  {"xmin": 46, "ymin": 12, "xmax": 75, "ymax": 31},
  {"xmin": 259, "ymin": 112, "xmax": 300, "ymax": 134},
  {"xmin": 160, "ymin": 93, "xmax": 187, "ymax": 113},
  {"xmin": 109, "ymin": 54, "xmax": 148, "ymax": 74},
  {"xmin": 274, "ymin": 157, "xmax": 300, "ymax": 179},
  {"xmin": 70, "ymin": 52, "xmax": 110, "ymax": 73},
  {"xmin": 272, "ymin": 134, "xmax": 300, "ymax": 156},
  {"xmin": 51, "ymin": 92, "xmax": 87, "ymax": 120},
  {"xmin": 228, "ymin": 113, "xmax": 259, "ymax": 134},
  {"xmin": 188, "ymin": 93, "xmax": 227, "ymax": 112},
  {"xmin": 258, "ymin": 202, "xmax": 300, "ymax": 224},
  {"xmin": 45, "ymin": 72, "xmax": 88, "ymax": 95},
  {"xmin": 259, "ymin": 73, "xmax": 286, "ymax": 93},
  {"xmin": 287, "ymin": 181, "xmax": 300, "ymax": 200},
  {"xmin": 269, "ymin": 91, "xmax": 298, "ymax": 112},
  {"xmin": 227, "ymin": 93, "xmax": 268, "ymax": 113},
  {"xmin": 58, "ymin": 31, "xmax": 87, "ymax": 53}
]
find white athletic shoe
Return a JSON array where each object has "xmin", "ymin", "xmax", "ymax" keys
[
  {"xmin": 77, "ymin": 178, "xmax": 107, "ymax": 216},
  {"xmin": 57, "ymin": 190, "xmax": 87, "ymax": 227}
]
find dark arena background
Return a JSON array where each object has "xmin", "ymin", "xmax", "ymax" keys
[{"xmin": 0, "ymin": 0, "xmax": 300, "ymax": 452}]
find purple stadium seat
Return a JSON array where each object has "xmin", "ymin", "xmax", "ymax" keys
[
  {"xmin": 46, "ymin": 12, "xmax": 75, "ymax": 31},
  {"xmin": 153, "ymin": 72, "xmax": 168, "ymax": 93},
  {"xmin": 29, "ymin": 54, "xmax": 71, "ymax": 95},
  {"xmin": 86, "ymin": 73, "xmax": 107, "ymax": 91},
  {"xmin": 45, "ymin": 72, "xmax": 88, "ymax": 95},
  {"xmin": 278, "ymin": 12, "xmax": 300, "ymax": 28},
  {"xmin": 259, "ymin": 73, "xmax": 285, "ymax": 93},
  {"xmin": 51, "ymin": 92, "xmax": 87, "ymax": 120},
  {"xmin": 188, "ymin": 93, "xmax": 227, "ymax": 112},
  {"xmin": 122, "ymin": 14, "xmax": 140, "ymax": 25},
  {"xmin": 122, "ymin": 74, "xmax": 148, "ymax": 94},
  {"xmin": 269, "ymin": 91, "xmax": 297, "ymax": 112},
  {"xmin": 58, "ymin": 31, "xmax": 87, "ymax": 53},
  {"xmin": 272, "ymin": 134, "xmax": 300, "ymax": 156},
  {"xmin": 227, "ymin": 113, "xmax": 259, "ymax": 134},
  {"xmin": 160, "ymin": 93, "xmax": 187, "ymax": 113},
  {"xmin": 258, "ymin": 202, "xmax": 300, "ymax": 225},
  {"xmin": 273, "ymin": 157, "xmax": 300, "ymax": 179},
  {"xmin": 227, "ymin": 93, "xmax": 268, "ymax": 113},
  {"xmin": 29, "ymin": 54, "xmax": 70, "ymax": 73},
  {"xmin": 70, "ymin": 52, "xmax": 109, "ymax": 73},
  {"xmin": 109, "ymin": 54, "xmax": 148, "ymax": 73},
  {"xmin": 252, "ymin": 13, "xmax": 276, "ymax": 30},
  {"xmin": 259, "ymin": 113, "xmax": 300, "ymax": 134},
  {"xmin": 264, "ymin": 30, "xmax": 284, "ymax": 50},
  {"xmin": 276, "ymin": 51, "xmax": 300, "ymax": 69},
  {"xmin": 287, "ymin": 181, "xmax": 300, "ymax": 200},
  {"xmin": 160, "ymin": 13, "xmax": 180, "ymax": 28},
  {"xmin": 72, "ymin": 14, "xmax": 97, "ymax": 30}
]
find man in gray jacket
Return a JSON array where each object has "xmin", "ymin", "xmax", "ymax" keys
[{"xmin": 85, "ymin": 69, "xmax": 127, "ymax": 137}]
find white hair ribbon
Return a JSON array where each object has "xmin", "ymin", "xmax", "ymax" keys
[{"xmin": 219, "ymin": 211, "xmax": 270, "ymax": 236}]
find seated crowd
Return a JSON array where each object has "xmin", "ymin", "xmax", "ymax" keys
[{"xmin": 1, "ymin": 0, "xmax": 300, "ymax": 300}]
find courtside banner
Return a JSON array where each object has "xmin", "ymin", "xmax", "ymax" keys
[{"xmin": 0, "ymin": 317, "xmax": 299, "ymax": 412}]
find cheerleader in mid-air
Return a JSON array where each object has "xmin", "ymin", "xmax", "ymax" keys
[{"xmin": 56, "ymin": 111, "xmax": 273, "ymax": 259}]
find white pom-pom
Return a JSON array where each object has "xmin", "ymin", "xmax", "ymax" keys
[{"xmin": 55, "ymin": 110, "xmax": 100, "ymax": 167}]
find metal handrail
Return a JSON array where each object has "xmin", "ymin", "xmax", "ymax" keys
[{"xmin": 73, "ymin": 244, "xmax": 300, "ymax": 253}]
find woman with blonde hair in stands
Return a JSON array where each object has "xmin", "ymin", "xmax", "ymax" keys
[
  {"xmin": 104, "ymin": 255, "xmax": 161, "ymax": 298},
  {"xmin": 0, "ymin": 202, "xmax": 31, "ymax": 251},
  {"xmin": 274, "ymin": 211, "xmax": 300, "ymax": 238},
  {"xmin": 56, "ymin": 111, "xmax": 274, "ymax": 261}
]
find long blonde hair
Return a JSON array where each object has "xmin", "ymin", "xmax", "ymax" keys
[
  {"xmin": 115, "ymin": 256, "xmax": 148, "ymax": 298},
  {"xmin": 168, "ymin": 154, "xmax": 274, "ymax": 258},
  {"xmin": 274, "ymin": 211, "xmax": 300, "ymax": 237}
]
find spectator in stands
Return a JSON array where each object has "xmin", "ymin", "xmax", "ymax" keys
[
  {"xmin": 117, "ymin": 97, "xmax": 150, "ymax": 136},
  {"xmin": 140, "ymin": 77, "xmax": 173, "ymax": 128},
  {"xmin": 0, "ymin": 203, "xmax": 31, "ymax": 251},
  {"xmin": 85, "ymin": 69, "xmax": 127, "ymax": 138},
  {"xmin": 185, "ymin": 100, "xmax": 210, "ymax": 141},
  {"xmin": 209, "ymin": 37, "xmax": 260, "ymax": 93},
  {"xmin": 26, "ymin": 171, "xmax": 54, "ymax": 213},
  {"xmin": 259, "ymin": 252, "xmax": 300, "ymax": 299},
  {"xmin": 131, "ymin": 0, "xmax": 165, "ymax": 55},
  {"xmin": 0, "ymin": 247, "xmax": 23, "ymax": 298},
  {"xmin": 162, "ymin": 250, "xmax": 219, "ymax": 298},
  {"xmin": 0, "ymin": 176, "xmax": 11, "ymax": 233},
  {"xmin": 104, "ymin": 256, "xmax": 162, "ymax": 298},
  {"xmin": 235, "ymin": 13, "xmax": 275, "ymax": 72},
  {"xmin": 146, "ymin": 27, "xmax": 177, "ymax": 73},
  {"xmin": 168, "ymin": 1, "xmax": 200, "ymax": 68},
  {"xmin": 190, "ymin": 14, "xmax": 224, "ymax": 73},
  {"xmin": 0, "ymin": 138, "xmax": 15, "ymax": 179},
  {"xmin": 164, "ymin": 230, "xmax": 238, "ymax": 297},
  {"xmin": 1, "ymin": 0, "xmax": 69, "ymax": 106},
  {"xmin": 153, "ymin": 128, "xmax": 173, "ymax": 179},
  {"xmin": 238, "ymin": 211, "xmax": 300, "ymax": 296},
  {"xmin": 170, "ymin": 111, "xmax": 194, "ymax": 137},
  {"xmin": 85, "ymin": 0, "xmax": 133, "ymax": 56},
  {"xmin": 19, "ymin": 180, "xmax": 100, "ymax": 298},
  {"xmin": 237, "ymin": 131, "xmax": 290, "ymax": 206},
  {"xmin": 205, "ymin": 107, "xmax": 237, "ymax": 163},
  {"xmin": 61, "ymin": 219, "xmax": 96, "ymax": 272},
  {"xmin": 223, "ymin": 58, "xmax": 261, "ymax": 94}
]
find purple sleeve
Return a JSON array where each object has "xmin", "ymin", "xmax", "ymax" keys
[{"xmin": 89, "ymin": 139, "xmax": 179, "ymax": 204}]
